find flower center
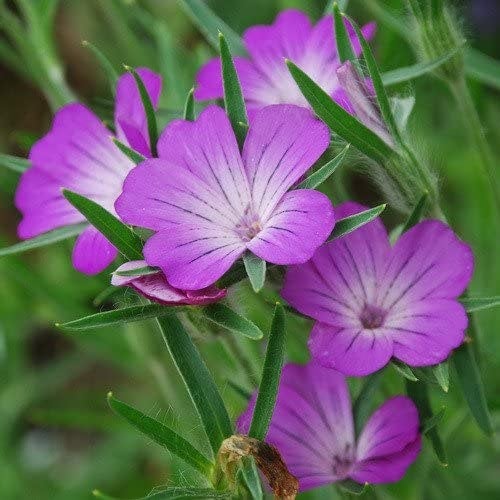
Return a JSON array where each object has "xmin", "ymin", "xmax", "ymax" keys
[
  {"xmin": 360, "ymin": 303, "xmax": 387, "ymax": 330},
  {"xmin": 332, "ymin": 444, "xmax": 355, "ymax": 479},
  {"xmin": 236, "ymin": 206, "xmax": 262, "ymax": 242}
]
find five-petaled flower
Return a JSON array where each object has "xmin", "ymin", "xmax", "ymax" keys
[
  {"xmin": 282, "ymin": 202, "xmax": 474, "ymax": 376},
  {"xmin": 115, "ymin": 104, "xmax": 335, "ymax": 290},
  {"xmin": 15, "ymin": 68, "xmax": 162, "ymax": 275},
  {"xmin": 195, "ymin": 9, "xmax": 375, "ymax": 119},
  {"xmin": 238, "ymin": 361, "xmax": 421, "ymax": 491}
]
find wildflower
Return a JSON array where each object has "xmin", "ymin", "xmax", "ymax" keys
[
  {"xmin": 282, "ymin": 202, "xmax": 473, "ymax": 376},
  {"xmin": 111, "ymin": 260, "xmax": 226, "ymax": 305},
  {"xmin": 15, "ymin": 68, "xmax": 162, "ymax": 275},
  {"xmin": 195, "ymin": 9, "xmax": 375, "ymax": 117},
  {"xmin": 115, "ymin": 104, "xmax": 334, "ymax": 290},
  {"xmin": 238, "ymin": 362, "xmax": 421, "ymax": 491}
]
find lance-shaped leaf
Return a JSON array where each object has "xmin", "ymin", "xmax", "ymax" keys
[
  {"xmin": 219, "ymin": 32, "xmax": 248, "ymax": 146},
  {"xmin": 112, "ymin": 137, "xmax": 146, "ymax": 165},
  {"xmin": 392, "ymin": 360, "xmax": 418, "ymax": 381},
  {"xmin": 287, "ymin": 60, "xmax": 396, "ymax": 164},
  {"xmin": 0, "ymin": 152, "xmax": 30, "ymax": 173},
  {"xmin": 107, "ymin": 393, "xmax": 213, "ymax": 475},
  {"xmin": 156, "ymin": 315, "xmax": 233, "ymax": 454},
  {"xmin": 82, "ymin": 40, "xmax": 118, "ymax": 95},
  {"xmin": 93, "ymin": 487, "xmax": 231, "ymax": 499},
  {"xmin": 402, "ymin": 191, "xmax": 428, "ymax": 232},
  {"xmin": 243, "ymin": 252, "xmax": 266, "ymax": 293},
  {"xmin": 460, "ymin": 296, "xmax": 500, "ymax": 313},
  {"xmin": 352, "ymin": 370, "xmax": 383, "ymax": 435},
  {"xmin": 239, "ymin": 458, "xmax": 263, "ymax": 500},
  {"xmin": 179, "ymin": 0, "xmax": 246, "ymax": 56},
  {"xmin": 0, "ymin": 222, "xmax": 87, "ymax": 257},
  {"xmin": 328, "ymin": 204, "xmax": 386, "ymax": 241},
  {"xmin": 422, "ymin": 407, "xmax": 446, "ymax": 435},
  {"xmin": 248, "ymin": 304, "xmax": 286, "ymax": 440},
  {"xmin": 116, "ymin": 265, "xmax": 159, "ymax": 277},
  {"xmin": 297, "ymin": 145, "xmax": 349, "ymax": 189},
  {"xmin": 183, "ymin": 87, "xmax": 195, "ymax": 121},
  {"xmin": 324, "ymin": 0, "xmax": 349, "ymax": 15},
  {"xmin": 57, "ymin": 304, "xmax": 179, "ymax": 332},
  {"xmin": 405, "ymin": 379, "xmax": 447, "ymax": 465},
  {"xmin": 465, "ymin": 48, "xmax": 500, "ymax": 91},
  {"xmin": 338, "ymin": 480, "xmax": 368, "ymax": 496},
  {"xmin": 62, "ymin": 189, "xmax": 143, "ymax": 261},
  {"xmin": 127, "ymin": 66, "xmax": 159, "ymax": 156},
  {"xmin": 203, "ymin": 303, "xmax": 263, "ymax": 340},
  {"xmin": 333, "ymin": 3, "xmax": 356, "ymax": 64},
  {"xmin": 433, "ymin": 362, "xmax": 449, "ymax": 393}
]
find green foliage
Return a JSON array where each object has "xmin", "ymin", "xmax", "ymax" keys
[
  {"xmin": 328, "ymin": 204, "xmax": 386, "ymax": 240},
  {"xmin": 242, "ymin": 252, "xmax": 266, "ymax": 293}
]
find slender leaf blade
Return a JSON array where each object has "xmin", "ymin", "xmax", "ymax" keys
[
  {"xmin": 433, "ymin": 362, "xmax": 449, "ymax": 393},
  {"xmin": 392, "ymin": 360, "xmax": 418, "ymax": 381},
  {"xmin": 107, "ymin": 393, "xmax": 213, "ymax": 475},
  {"xmin": 464, "ymin": 48, "xmax": 500, "ymax": 91},
  {"xmin": 94, "ymin": 487, "xmax": 230, "ymax": 499},
  {"xmin": 239, "ymin": 457, "xmax": 263, "ymax": 500},
  {"xmin": 402, "ymin": 191, "xmax": 428, "ymax": 232},
  {"xmin": 460, "ymin": 296, "xmax": 500, "ymax": 313},
  {"xmin": 82, "ymin": 40, "xmax": 118, "ymax": 94},
  {"xmin": 183, "ymin": 87, "xmax": 195, "ymax": 121},
  {"xmin": 422, "ymin": 407, "xmax": 446, "ymax": 435},
  {"xmin": 62, "ymin": 189, "xmax": 143, "ymax": 260},
  {"xmin": 115, "ymin": 265, "xmax": 159, "ymax": 277},
  {"xmin": 0, "ymin": 152, "xmax": 30, "ymax": 173},
  {"xmin": 338, "ymin": 480, "xmax": 368, "ymax": 495},
  {"xmin": 328, "ymin": 204, "xmax": 386, "ymax": 240},
  {"xmin": 297, "ymin": 145, "xmax": 349, "ymax": 189},
  {"xmin": 248, "ymin": 304, "xmax": 286, "ymax": 440},
  {"xmin": 113, "ymin": 137, "xmax": 146, "ymax": 164},
  {"xmin": 203, "ymin": 303, "xmax": 263, "ymax": 340},
  {"xmin": 333, "ymin": 3, "xmax": 356, "ymax": 64},
  {"xmin": 243, "ymin": 252, "xmax": 266, "ymax": 293}
]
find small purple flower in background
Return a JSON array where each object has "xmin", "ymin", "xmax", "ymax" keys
[
  {"xmin": 238, "ymin": 362, "xmax": 421, "ymax": 491},
  {"xmin": 15, "ymin": 68, "xmax": 162, "ymax": 275},
  {"xmin": 282, "ymin": 202, "xmax": 473, "ymax": 376},
  {"xmin": 195, "ymin": 9, "xmax": 375, "ymax": 118},
  {"xmin": 115, "ymin": 104, "xmax": 334, "ymax": 290},
  {"xmin": 112, "ymin": 260, "xmax": 226, "ymax": 306}
]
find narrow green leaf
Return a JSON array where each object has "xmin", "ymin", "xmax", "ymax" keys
[
  {"xmin": 239, "ymin": 457, "xmax": 263, "ymax": 500},
  {"xmin": 82, "ymin": 40, "xmax": 118, "ymax": 94},
  {"xmin": 57, "ymin": 304, "xmax": 179, "ymax": 332},
  {"xmin": 0, "ymin": 152, "xmax": 30, "ymax": 173},
  {"xmin": 348, "ymin": 16, "xmax": 402, "ymax": 145},
  {"xmin": 382, "ymin": 50, "xmax": 460, "ymax": 86},
  {"xmin": 183, "ymin": 87, "xmax": 195, "ymax": 121},
  {"xmin": 112, "ymin": 137, "xmax": 146, "ymax": 165},
  {"xmin": 460, "ymin": 296, "xmax": 500, "ymax": 313},
  {"xmin": 115, "ymin": 265, "xmax": 159, "ymax": 277},
  {"xmin": 179, "ymin": 0, "xmax": 246, "ymax": 56},
  {"xmin": 0, "ymin": 223, "xmax": 87, "ymax": 258},
  {"xmin": 405, "ymin": 380, "xmax": 447, "ymax": 464},
  {"xmin": 433, "ymin": 362, "xmax": 449, "ymax": 393},
  {"xmin": 402, "ymin": 191, "xmax": 428, "ymax": 232},
  {"xmin": 219, "ymin": 32, "xmax": 248, "ymax": 146},
  {"xmin": 126, "ymin": 67, "xmax": 159, "ymax": 156},
  {"xmin": 248, "ymin": 304, "xmax": 286, "ymax": 440},
  {"xmin": 287, "ymin": 60, "xmax": 395, "ymax": 164},
  {"xmin": 203, "ymin": 303, "xmax": 263, "ymax": 340},
  {"xmin": 243, "ymin": 252, "xmax": 266, "ymax": 293},
  {"xmin": 452, "ymin": 341, "xmax": 493, "ymax": 435},
  {"xmin": 227, "ymin": 380, "xmax": 252, "ymax": 400},
  {"xmin": 107, "ymin": 393, "xmax": 213, "ymax": 475},
  {"xmin": 156, "ymin": 315, "xmax": 233, "ymax": 454},
  {"xmin": 392, "ymin": 360, "xmax": 418, "ymax": 381},
  {"xmin": 464, "ymin": 48, "xmax": 500, "ymax": 91},
  {"xmin": 333, "ymin": 3, "xmax": 356, "ymax": 64},
  {"xmin": 296, "ymin": 145, "xmax": 349, "ymax": 189},
  {"xmin": 353, "ymin": 370, "xmax": 383, "ymax": 435},
  {"xmin": 324, "ymin": 0, "xmax": 349, "ymax": 15},
  {"xmin": 422, "ymin": 407, "xmax": 446, "ymax": 435},
  {"xmin": 338, "ymin": 479, "xmax": 368, "ymax": 495},
  {"xmin": 328, "ymin": 204, "xmax": 386, "ymax": 241},
  {"xmin": 63, "ymin": 189, "xmax": 143, "ymax": 261},
  {"xmin": 93, "ymin": 487, "xmax": 230, "ymax": 500}
]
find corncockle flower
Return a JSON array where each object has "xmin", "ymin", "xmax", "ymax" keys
[
  {"xmin": 15, "ymin": 68, "xmax": 162, "ymax": 275},
  {"xmin": 115, "ymin": 104, "xmax": 335, "ymax": 290},
  {"xmin": 282, "ymin": 202, "xmax": 473, "ymax": 376},
  {"xmin": 111, "ymin": 260, "xmax": 226, "ymax": 305},
  {"xmin": 195, "ymin": 9, "xmax": 375, "ymax": 118},
  {"xmin": 238, "ymin": 362, "xmax": 421, "ymax": 491}
]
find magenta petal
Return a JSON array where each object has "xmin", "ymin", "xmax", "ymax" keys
[
  {"xmin": 111, "ymin": 261, "xmax": 226, "ymax": 305},
  {"xmin": 248, "ymin": 189, "xmax": 334, "ymax": 265},
  {"xmin": 72, "ymin": 226, "xmax": 118, "ymax": 275},
  {"xmin": 309, "ymin": 322, "xmax": 393, "ymax": 376},
  {"xmin": 194, "ymin": 57, "xmax": 224, "ymax": 101},
  {"xmin": 114, "ymin": 67, "xmax": 162, "ymax": 157}
]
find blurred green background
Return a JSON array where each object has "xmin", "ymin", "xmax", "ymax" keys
[{"xmin": 1, "ymin": 1, "xmax": 499, "ymax": 498}]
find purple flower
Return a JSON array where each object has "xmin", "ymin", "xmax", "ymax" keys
[
  {"xmin": 115, "ymin": 104, "xmax": 335, "ymax": 290},
  {"xmin": 238, "ymin": 361, "xmax": 421, "ymax": 491},
  {"xmin": 111, "ymin": 260, "xmax": 226, "ymax": 306},
  {"xmin": 195, "ymin": 9, "xmax": 375, "ymax": 118},
  {"xmin": 282, "ymin": 202, "xmax": 473, "ymax": 376},
  {"xmin": 15, "ymin": 68, "xmax": 162, "ymax": 275}
]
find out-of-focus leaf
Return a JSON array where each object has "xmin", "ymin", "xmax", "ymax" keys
[
  {"xmin": 107, "ymin": 393, "xmax": 213, "ymax": 475},
  {"xmin": 219, "ymin": 32, "xmax": 248, "ymax": 146},
  {"xmin": 402, "ymin": 191, "xmax": 428, "ymax": 232},
  {"xmin": 183, "ymin": 87, "xmax": 195, "ymax": 121},
  {"xmin": 297, "ymin": 145, "xmax": 349, "ymax": 189},
  {"xmin": 422, "ymin": 407, "xmax": 446, "ymax": 435},
  {"xmin": 156, "ymin": 315, "xmax": 233, "ymax": 454},
  {"xmin": 243, "ymin": 252, "xmax": 266, "ymax": 293},
  {"xmin": 248, "ymin": 304, "xmax": 286, "ymax": 440},
  {"xmin": 333, "ymin": 3, "xmax": 356, "ymax": 64},
  {"xmin": 0, "ymin": 223, "xmax": 87, "ymax": 257},
  {"xmin": 63, "ymin": 189, "xmax": 143, "ymax": 260},
  {"xmin": 464, "ymin": 48, "xmax": 500, "ymax": 91},
  {"xmin": 93, "ymin": 286, "xmax": 124, "ymax": 306},
  {"xmin": 324, "ymin": 0, "xmax": 349, "ymax": 15},
  {"xmin": 338, "ymin": 479, "xmax": 368, "ymax": 495},
  {"xmin": 287, "ymin": 60, "xmax": 396, "ymax": 164},
  {"xmin": 203, "ymin": 303, "xmax": 263, "ymax": 340},
  {"xmin": 82, "ymin": 40, "xmax": 118, "ymax": 94},
  {"xmin": 460, "ymin": 296, "xmax": 500, "ymax": 313},
  {"xmin": 179, "ymin": 0, "xmax": 246, "ymax": 56},
  {"xmin": 433, "ymin": 362, "xmax": 449, "ymax": 393},
  {"xmin": 392, "ymin": 360, "xmax": 418, "ymax": 381},
  {"xmin": 112, "ymin": 138, "xmax": 146, "ymax": 164},
  {"xmin": 391, "ymin": 95, "xmax": 415, "ymax": 132},
  {"xmin": 353, "ymin": 370, "xmax": 383, "ymax": 435},
  {"xmin": 0, "ymin": 152, "xmax": 30, "ymax": 173},
  {"xmin": 227, "ymin": 380, "xmax": 252, "ymax": 400},
  {"xmin": 93, "ymin": 487, "xmax": 231, "ymax": 499},
  {"xmin": 328, "ymin": 204, "xmax": 386, "ymax": 240}
]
